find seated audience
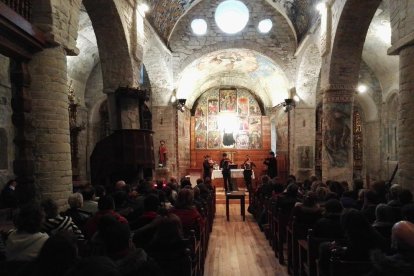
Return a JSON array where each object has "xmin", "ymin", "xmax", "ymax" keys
[
  {"xmin": 81, "ymin": 186, "xmax": 99, "ymax": 214},
  {"xmin": 313, "ymin": 199, "xmax": 344, "ymax": 240},
  {"xmin": 64, "ymin": 256, "xmax": 120, "ymax": 276},
  {"xmin": 362, "ymin": 190, "xmax": 380, "ymax": 224},
  {"xmin": 5, "ymin": 203, "xmax": 49, "ymax": 261},
  {"xmin": 61, "ymin": 192, "xmax": 92, "ymax": 231},
  {"xmin": 41, "ymin": 198, "xmax": 84, "ymax": 240},
  {"xmin": 291, "ymin": 191, "xmax": 323, "ymax": 226},
  {"xmin": 84, "ymin": 195, "xmax": 128, "ymax": 239},
  {"xmin": 169, "ymin": 189, "xmax": 204, "ymax": 237}
]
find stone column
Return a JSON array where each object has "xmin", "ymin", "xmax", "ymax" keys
[
  {"xmin": 397, "ymin": 47, "xmax": 414, "ymax": 188},
  {"xmin": 29, "ymin": 47, "xmax": 72, "ymax": 206},
  {"xmin": 322, "ymin": 88, "xmax": 354, "ymax": 182}
]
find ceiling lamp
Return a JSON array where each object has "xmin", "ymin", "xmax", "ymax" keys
[
  {"xmin": 258, "ymin": 19, "xmax": 273, "ymax": 33},
  {"xmin": 191, "ymin": 19, "xmax": 208, "ymax": 35},
  {"xmin": 215, "ymin": 0, "xmax": 249, "ymax": 34}
]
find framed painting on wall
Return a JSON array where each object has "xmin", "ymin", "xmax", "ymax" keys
[
  {"xmin": 208, "ymin": 99, "xmax": 219, "ymax": 115},
  {"xmin": 238, "ymin": 97, "xmax": 249, "ymax": 116},
  {"xmin": 219, "ymin": 89, "xmax": 237, "ymax": 112},
  {"xmin": 208, "ymin": 131, "xmax": 221, "ymax": 149},
  {"xmin": 195, "ymin": 131, "xmax": 207, "ymax": 149},
  {"xmin": 297, "ymin": 146, "xmax": 313, "ymax": 169},
  {"xmin": 195, "ymin": 117, "xmax": 207, "ymax": 131}
]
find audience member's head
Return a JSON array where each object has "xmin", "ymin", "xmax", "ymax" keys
[
  {"xmin": 68, "ymin": 192, "xmax": 83, "ymax": 209},
  {"xmin": 41, "ymin": 198, "xmax": 59, "ymax": 219},
  {"xmin": 95, "ymin": 185, "xmax": 106, "ymax": 198},
  {"xmin": 324, "ymin": 199, "xmax": 343, "ymax": 216},
  {"xmin": 391, "ymin": 221, "xmax": 414, "ymax": 253},
  {"xmin": 14, "ymin": 202, "xmax": 45, "ymax": 233},
  {"xmin": 196, "ymin": 178, "xmax": 204, "ymax": 185},
  {"xmin": 35, "ymin": 231, "xmax": 78, "ymax": 276},
  {"xmin": 115, "ymin": 180, "xmax": 127, "ymax": 191},
  {"xmin": 315, "ymin": 186, "xmax": 329, "ymax": 202},
  {"xmin": 364, "ymin": 190, "xmax": 379, "ymax": 205},
  {"xmin": 261, "ymin": 175, "xmax": 270, "ymax": 185},
  {"xmin": 144, "ymin": 194, "xmax": 160, "ymax": 212},
  {"xmin": 151, "ymin": 213, "xmax": 183, "ymax": 243},
  {"xmin": 286, "ymin": 183, "xmax": 298, "ymax": 197},
  {"xmin": 375, "ymin": 203, "xmax": 395, "ymax": 224},
  {"xmin": 82, "ymin": 186, "xmax": 96, "ymax": 201},
  {"xmin": 371, "ymin": 180, "xmax": 387, "ymax": 203},
  {"xmin": 303, "ymin": 191, "xmax": 318, "ymax": 207},
  {"xmin": 97, "ymin": 216, "xmax": 131, "ymax": 259},
  {"xmin": 112, "ymin": 191, "xmax": 128, "ymax": 209},
  {"xmin": 389, "ymin": 184, "xmax": 402, "ymax": 201},
  {"xmin": 175, "ymin": 189, "xmax": 194, "ymax": 208},
  {"xmin": 180, "ymin": 177, "xmax": 192, "ymax": 189},
  {"xmin": 98, "ymin": 195, "xmax": 115, "ymax": 211},
  {"xmin": 341, "ymin": 209, "xmax": 373, "ymax": 243},
  {"xmin": 329, "ymin": 181, "xmax": 345, "ymax": 197}
]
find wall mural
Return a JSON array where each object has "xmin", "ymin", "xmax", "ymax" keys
[{"xmin": 194, "ymin": 88, "xmax": 262, "ymax": 149}]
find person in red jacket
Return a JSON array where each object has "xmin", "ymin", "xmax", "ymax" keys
[{"xmin": 84, "ymin": 195, "xmax": 128, "ymax": 239}]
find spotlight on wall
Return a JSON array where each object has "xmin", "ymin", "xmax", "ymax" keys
[
  {"xmin": 357, "ymin": 84, "xmax": 368, "ymax": 94},
  {"xmin": 176, "ymin": 99, "xmax": 187, "ymax": 112}
]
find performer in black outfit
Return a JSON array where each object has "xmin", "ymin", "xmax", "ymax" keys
[
  {"xmin": 202, "ymin": 155, "xmax": 214, "ymax": 181},
  {"xmin": 263, "ymin": 151, "xmax": 278, "ymax": 179},
  {"xmin": 220, "ymin": 153, "xmax": 232, "ymax": 193},
  {"xmin": 242, "ymin": 155, "xmax": 256, "ymax": 193}
]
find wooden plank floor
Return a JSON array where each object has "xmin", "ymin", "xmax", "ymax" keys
[{"xmin": 204, "ymin": 203, "xmax": 288, "ymax": 276}]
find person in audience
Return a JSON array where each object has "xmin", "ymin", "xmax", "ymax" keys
[
  {"xmin": 96, "ymin": 216, "xmax": 162, "ymax": 276},
  {"xmin": 362, "ymin": 190, "xmax": 380, "ymax": 224},
  {"xmin": 315, "ymin": 186, "xmax": 329, "ymax": 206},
  {"xmin": 64, "ymin": 256, "xmax": 120, "ymax": 276},
  {"xmin": 84, "ymin": 195, "xmax": 128, "ymax": 239},
  {"xmin": 387, "ymin": 184, "xmax": 402, "ymax": 206},
  {"xmin": 274, "ymin": 183, "xmax": 299, "ymax": 213},
  {"xmin": 41, "ymin": 198, "xmax": 84, "ymax": 240},
  {"xmin": 313, "ymin": 199, "xmax": 344, "ymax": 240},
  {"xmin": 0, "ymin": 179, "xmax": 18, "ymax": 208},
  {"xmin": 370, "ymin": 221, "xmax": 414, "ymax": 276},
  {"xmin": 81, "ymin": 186, "xmax": 99, "ymax": 214},
  {"xmin": 169, "ymin": 189, "xmax": 204, "ymax": 237},
  {"xmin": 146, "ymin": 213, "xmax": 189, "ymax": 276},
  {"xmin": 131, "ymin": 194, "xmax": 160, "ymax": 230},
  {"xmin": 114, "ymin": 180, "xmax": 127, "ymax": 192},
  {"xmin": 291, "ymin": 191, "xmax": 323, "ymax": 226},
  {"xmin": 5, "ymin": 203, "xmax": 49, "ymax": 261},
  {"xmin": 263, "ymin": 151, "xmax": 277, "ymax": 179},
  {"xmin": 318, "ymin": 209, "xmax": 386, "ymax": 276},
  {"xmin": 328, "ymin": 181, "xmax": 345, "ymax": 198},
  {"xmin": 372, "ymin": 203, "xmax": 395, "ymax": 250},
  {"xmin": 350, "ymin": 179, "xmax": 364, "ymax": 200},
  {"xmin": 31, "ymin": 231, "xmax": 78, "ymax": 276},
  {"xmin": 402, "ymin": 203, "xmax": 414, "ymax": 223},
  {"xmin": 371, "ymin": 180, "xmax": 387, "ymax": 204},
  {"xmin": 61, "ymin": 192, "xmax": 92, "ymax": 231},
  {"xmin": 180, "ymin": 177, "xmax": 192, "ymax": 190},
  {"xmin": 340, "ymin": 190, "xmax": 359, "ymax": 209},
  {"xmin": 95, "ymin": 185, "xmax": 106, "ymax": 200}
]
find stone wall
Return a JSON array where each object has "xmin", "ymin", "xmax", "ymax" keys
[{"xmin": 0, "ymin": 55, "xmax": 14, "ymax": 188}]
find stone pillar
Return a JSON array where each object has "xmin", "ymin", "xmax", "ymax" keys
[
  {"xmin": 322, "ymin": 88, "xmax": 354, "ymax": 182},
  {"xmin": 29, "ymin": 47, "xmax": 72, "ymax": 206},
  {"xmin": 397, "ymin": 47, "xmax": 414, "ymax": 189}
]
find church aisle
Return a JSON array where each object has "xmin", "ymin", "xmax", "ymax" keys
[{"xmin": 204, "ymin": 204, "xmax": 288, "ymax": 276}]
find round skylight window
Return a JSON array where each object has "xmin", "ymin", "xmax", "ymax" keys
[
  {"xmin": 191, "ymin": 19, "xmax": 208, "ymax": 35},
  {"xmin": 258, "ymin": 19, "xmax": 273, "ymax": 33},
  {"xmin": 215, "ymin": 0, "xmax": 249, "ymax": 34}
]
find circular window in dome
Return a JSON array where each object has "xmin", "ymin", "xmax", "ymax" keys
[
  {"xmin": 215, "ymin": 0, "xmax": 249, "ymax": 34},
  {"xmin": 258, "ymin": 19, "xmax": 273, "ymax": 33},
  {"xmin": 191, "ymin": 19, "xmax": 208, "ymax": 35}
]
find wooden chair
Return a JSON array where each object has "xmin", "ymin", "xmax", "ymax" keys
[
  {"xmin": 275, "ymin": 207, "xmax": 291, "ymax": 265},
  {"xmin": 287, "ymin": 217, "xmax": 316, "ymax": 276}
]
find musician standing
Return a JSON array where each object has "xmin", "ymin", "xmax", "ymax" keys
[
  {"xmin": 202, "ymin": 155, "xmax": 214, "ymax": 181},
  {"xmin": 263, "ymin": 151, "xmax": 278, "ymax": 179},
  {"xmin": 242, "ymin": 155, "xmax": 256, "ymax": 193},
  {"xmin": 220, "ymin": 153, "xmax": 232, "ymax": 193}
]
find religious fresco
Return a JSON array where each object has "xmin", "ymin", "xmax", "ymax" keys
[
  {"xmin": 220, "ymin": 89, "xmax": 237, "ymax": 112},
  {"xmin": 323, "ymin": 104, "xmax": 352, "ymax": 167},
  {"xmin": 193, "ymin": 87, "xmax": 262, "ymax": 149}
]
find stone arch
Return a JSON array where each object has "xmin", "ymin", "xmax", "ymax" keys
[
  {"xmin": 327, "ymin": 0, "xmax": 382, "ymax": 85},
  {"xmin": 83, "ymin": 0, "xmax": 137, "ymax": 91},
  {"xmin": 143, "ymin": 42, "xmax": 173, "ymax": 106},
  {"xmin": 296, "ymin": 43, "xmax": 322, "ymax": 107}
]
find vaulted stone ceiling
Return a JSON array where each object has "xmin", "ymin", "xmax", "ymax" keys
[{"xmin": 146, "ymin": 0, "xmax": 319, "ymax": 43}]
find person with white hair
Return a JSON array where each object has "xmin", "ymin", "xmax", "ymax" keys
[{"xmin": 371, "ymin": 221, "xmax": 414, "ymax": 276}]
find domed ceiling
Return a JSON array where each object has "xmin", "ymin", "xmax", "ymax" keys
[{"xmin": 146, "ymin": 0, "xmax": 319, "ymax": 42}]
